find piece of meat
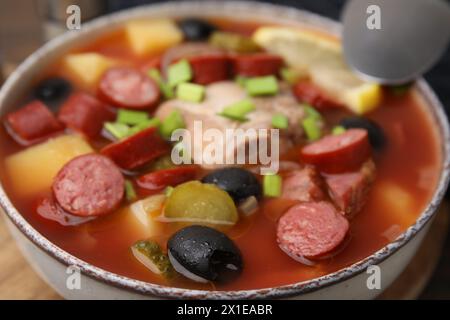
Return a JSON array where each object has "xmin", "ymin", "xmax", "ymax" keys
[
  {"xmin": 300, "ymin": 129, "xmax": 371, "ymax": 174},
  {"xmin": 36, "ymin": 196, "xmax": 95, "ymax": 226},
  {"xmin": 324, "ymin": 160, "xmax": 376, "ymax": 218},
  {"xmin": 52, "ymin": 154, "xmax": 124, "ymax": 217},
  {"xmin": 155, "ymin": 81, "xmax": 305, "ymax": 170},
  {"xmin": 189, "ymin": 54, "xmax": 231, "ymax": 85},
  {"xmin": 5, "ymin": 100, "xmax": 64, "ymax": 145},
  {"xmin": 293, "ymin": 81, "xmax": 342, "ymax": 109},
  {"xmin": 98, "ymin": 67, "xmax": 160, "ymax": 109},
  {"xmin": 277, "ymin": 201, "xmax": 349, "ymax": 261},
  {"xmin": 136, "ymin": 165, "xmax": 199, "ymax": 191},
  {"xmin": 58, "ymin": 92, "xmax": 115, "ymax": 138},
  {"xmin": 101, "ymin": 126, "xmax": 170, "ymax": 170},
  {"xmin": 231, "ymin": 53, "xmax": 283, "ymax": 77},
  {"xmin": 281, "ymin": 166, "xmax": 325, "ymax": 202}
]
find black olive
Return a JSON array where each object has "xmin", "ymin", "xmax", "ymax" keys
[
  {"xmin": 178, "ymin": 18, "xmax": 217, "ymax": 41},
  {"xmin": 34, "ymin": 77, "xmax": 72, "ymax": 109},
  {"xmin": 339, "ymin": 116, "xmax": 386, "ymax": 150},
  {"xmin": 201, "ymin": 168, "xmax": 262, "ymax": 203},
  {"xmin": 168, "ymin": 225, "xmax": 243, "ymax": 283}
]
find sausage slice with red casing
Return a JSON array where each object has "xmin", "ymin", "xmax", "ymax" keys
[
  {"xmin": 52, "ymin": 154, "xmax": 124, "ymax": 217},
  {"xmin": 136, "ymin": 165, "xmax": 199, "ymax": 191},
  {"xmin": 277, "ymin": 201, "xmax": 349, "ymax": 261},
  {"xmin": 189, "ymin": 54, "xmax": 230, "ymax": 85},
  {"xmin": 5, "ymin": 100, "xmax": 64, "ymax": 145},
  {"xmin": 231, "ymin": 53, "xmax": 283, "ymax": 77},
  {"xmin": 101, "ymin": 126, "xmax": 170, "ymax": 170},
  {"xmin": 293, "ymin": 81, "xmax": 342, "ymax": 110},
  {"xmin": 300, "ymin": 129, "xmax": 371, "ymax": 174},
  {"xmin": 98, "ymin": 67, "xmax": 160, "ymax": 109},
  {"xmin": 58, "ymin": 92, "xmax": 115, "ymax": 138}
]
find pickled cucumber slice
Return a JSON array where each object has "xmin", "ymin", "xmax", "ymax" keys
[
  {"xmin": 163, "ymin": 181, "xmax": 238, "ymax": 225},
  {"xmin": 131, "ymin": 240, "xmax": 174, "ymax": 277},
  {"xmin": 209, "ymin": 31, "xmax": 260, "ymax": 53}
]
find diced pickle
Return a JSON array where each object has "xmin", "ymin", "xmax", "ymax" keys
[
  {"xmin": 209, "ymin": 32, "xmax": 260, "ymax": 53},
  {"xmin": 131, "ymin": 240, "xmax": 174, "ymax": 277},
  {"xmin": 150, "ymin": 155, "xmax": 176, "ymax": 171},
  {"xmin": 163, "ymin": 181, "xmax": 238, "ymax": 225}
]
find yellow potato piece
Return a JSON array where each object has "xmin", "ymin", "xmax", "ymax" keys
[
  {"xmin": 374, "ymin": 181, "xmax": 417, "ymax": 228},
  {"xmin": 125, "ymin": 19, "xmax": 183, "ymax": 56},
  {"xmin": 5, "ymin": 134, "xmax": 93, "ymax": 197},
  {"xmin": 128, "ymin": 194, "xmax": 166, "ymax": 236},
  {"xmin": 63, "ymin": 53, "xmax": 116, "ymax": 87}
]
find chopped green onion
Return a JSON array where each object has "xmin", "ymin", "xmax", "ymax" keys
[
  {"xmin": 165, "ymin": 186, "xmax": 174, "ymax": 197},
  {"xmin": 302, "ymin": 117, "xmax": 322, "ymax": 141},
  {"xmin": 148, "ymin": 68, "xmax": 174, "ymax": 99},
  {"xmin": 332, "ymin": 125, "xmax": 346, "ymax": 135},
  {"xmin": 117, "ymin": 109, "xmax": 149, "ymax": 125},
  {"xmin": 303, "ymin": 105, "xmax": 322, "ymax": 120},
  {"xmin": 160, "ymin": 110, "xmax": 185, "ymax": 138},
  {"xmin": 263, "ymin": 174, "xmax": 282, "ymax": 197},
  {"xmin": 219, "ymin": 99, "xmax": 255, "ymax": 121},
  {"xmin": 245, "ymin": 76, "xmax": 279, "ymax": 96},
  {"xmin": 271, "ymin": 113, "xmax": 289, "ymax": 129},
  {"xmin": 235, "ymin": 76, "xmax": 248, "ymax": 87},
  {"xmin": 125, "ymin": 180, "xmax": 137, "ymax": 201},
  {"xmin": 104, "ymin": 122, "xmax": 130, "ymax": 140},
  {"xmin": 167, "ymin": 59, "xmax": 192, "ymax": 88},
  {"xmin": 176, "ymin": 82, "xmax": 205, "ymax": 103},
  {"xmin": 128, "ymin": 118, "xmax": 161, "ymax": 136},
  {"xmin": 280, "ymin": 67, "xmax": 304, "ymax": 85}
]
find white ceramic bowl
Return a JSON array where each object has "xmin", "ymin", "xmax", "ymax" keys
[{"xmin": 0, "ymin": 1, "xmax": 449, "ymax": 300}]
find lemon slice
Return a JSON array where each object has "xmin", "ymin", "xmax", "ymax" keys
[{"xmin": 253, "ymin": 27, "xmax": 382, "ymax": 114}]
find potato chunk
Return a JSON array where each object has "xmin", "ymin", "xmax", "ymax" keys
[
  {"xmin": 373, "ymin": 181, "xmax": 417, "ymax": 227},
  {"xmin": 5, "ymin": 134, "xmax": 93, "ymax": 197},
  {"xmin": 125, "ymin": 19, "xmax": 183, "ymax": 56},
  {"xmin": 63, "ymin": 53, "xmax": 116, "ymax": 87}
]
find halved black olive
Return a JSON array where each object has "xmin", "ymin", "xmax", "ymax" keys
[
  {"xmin": 339, "ymin": 116, "xmax": 386, "ymax": 150},
  {"xmin": 168, "ymin": 225, "xmax": 243, "ymax": 283},
  {"xmin": 178, "ymin": 18, "xmax": 217, "ymax": 41},
  {"xmin": 201, "ymin": 167, "xmax": 262, "ymax": 203},
  {"xmin": 34, "ymin": 77, "xmax": 71, "ymax": 109},
  {"xmin": 34, "ymin": 77, "xmax": 72, "ymax": 107}
]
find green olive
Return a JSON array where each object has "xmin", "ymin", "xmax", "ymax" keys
[{"xmin": 164, "ymin": 181, "xmax": 238, "ymax": 225}]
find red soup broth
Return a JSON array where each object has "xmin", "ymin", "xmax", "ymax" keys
[{"xmin": 0, "ymin": 18, "xmax": 442, "ymax": 291}]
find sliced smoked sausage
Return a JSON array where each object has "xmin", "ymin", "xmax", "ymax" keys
[
  {"xmin": 300, "ymin": 129, "xmax": 371, "ymax": 173},
  {"xmin": 136, "ymin": 165, "xmax": 199, "ymax": 191},
  {"xmin": 52, "ymin": 154, "xmax": 124, "ymax": 217},
  {"xmin": 231, "ymin": 53, "xmax": 283, "ymax": 77},
  {"xmin": 189, "ymin": 54, "xmax": 230, "ymax": 85},
  {"xmin": 277, "ymin": 201, "xmax": 349, "ymax": 261},
  {"xmin": 98, "ymin": 67, "xmax": 160, "ymax": 109},
  {"xmin": 293, "ymin": 81, "xmax": 342, "ymax": 110},
  {"xmin": 100, "ymin": 126, "xmax": 170, "ymax": 170},
  {"xmin": 5, "ymin": 100, "xmax": 64, "ymax": 145}
]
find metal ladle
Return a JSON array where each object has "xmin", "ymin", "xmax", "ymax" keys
[{"xmin": 342, "ymin": 0, "xmax": 450, "ymax": 84}]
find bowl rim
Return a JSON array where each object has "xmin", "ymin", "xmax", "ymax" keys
[{"xmin": 0, "ymin": 0, "xmax": 449, "ymax": 299}]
